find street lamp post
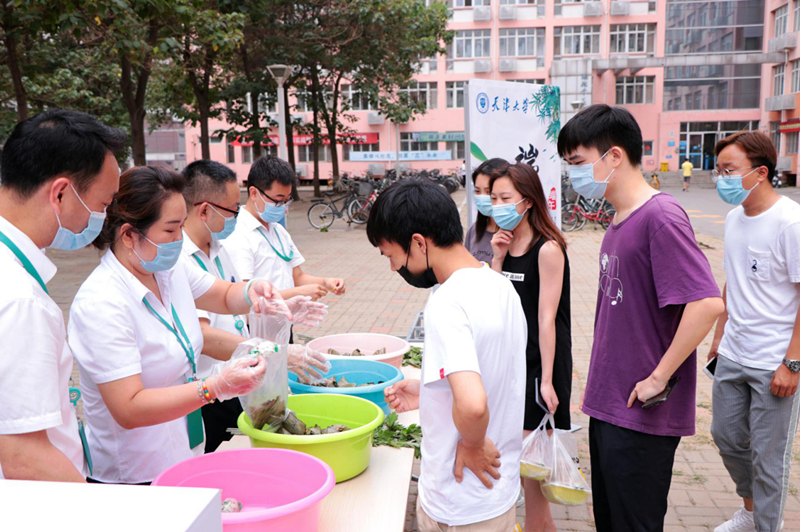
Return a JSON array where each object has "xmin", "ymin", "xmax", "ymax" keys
[{"xmin": 267, "ymin": 64, "xmax": 291, "ymax": 162}]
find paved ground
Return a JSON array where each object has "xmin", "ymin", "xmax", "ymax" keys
[{"xmin": 47, "ymin": 185, "xmax": 800, "ymax": 531}]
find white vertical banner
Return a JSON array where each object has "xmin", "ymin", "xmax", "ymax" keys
[{"xmin": 464, "ymin": 80, "xmax": 562, "ymax": 229}]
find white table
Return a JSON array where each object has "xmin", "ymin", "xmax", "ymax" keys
[{"xmin": 0, "ymin": 479, "xmax": 222, "ymax": 532}]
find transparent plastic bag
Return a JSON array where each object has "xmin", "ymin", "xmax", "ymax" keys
[
  {"xmin": 520, "ymin": 414, "xmax": 553, "ymax": 481},
  {"xmin": 540, "ymin": 428, "xmax": 591, "ymax": 506},
  {"xmin": 235, "ymin": 299, "xmax": 292, "ymax": 432}
]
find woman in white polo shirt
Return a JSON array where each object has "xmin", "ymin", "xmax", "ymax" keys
[{"xmin": 68, "ymin": 166, "xmax": 285, "ymax": 485}]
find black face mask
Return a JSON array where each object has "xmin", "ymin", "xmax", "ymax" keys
[{"xmin": 398, "ymin": 245, "xmax": 438, "ymax": 289}]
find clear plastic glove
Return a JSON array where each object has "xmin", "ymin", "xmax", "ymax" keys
[
  {"xmin": 252, "ymin": 295, "xmax": 292, "ymax": 321},
  {"xmin": 207, "ymin": 353, "xmax": 267, "ymax": 402},
  {"xmin": 288, "ymin": 344, "xmax": 331, "ymax": 383},
  {"xmin": 286, "ymin": 296, "xmax": 328, "ymax": 327}
]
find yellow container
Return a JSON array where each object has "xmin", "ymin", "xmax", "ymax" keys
[
  {"xmin": 541, "ymin": 483, "xmax": 590, "ymax": 506},
  {"xmin": 520, "ymin": 461, "xmax": 551, "ymax": 481}
]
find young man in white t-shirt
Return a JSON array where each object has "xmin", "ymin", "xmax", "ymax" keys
[
  {"xmin": 367, "ymin": 180, "xmax": 527, "ymax": 531},
  {"xmin": 224, "ymin": 155, "xmax": 345, "ymax": 300},
  {"xmin": 708, "ymin": 131, "xmax": 800, "ymax": 532}
]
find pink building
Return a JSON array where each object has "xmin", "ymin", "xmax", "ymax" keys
[{"xmin": 176, "ymin": 0, "xmax": 790, "ymax": 183}]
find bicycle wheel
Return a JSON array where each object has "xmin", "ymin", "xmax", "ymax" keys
[
  {"xmin": 598, "ymin": 205, "xmax": 616, "ymax": 229},
  {"xmin": 347, "ymin": 195, "xmax": 372, "ymax": 224},
  {"xmin": 308, "ymin": 203, "xmax": 335, "ymax": 229},
  {"xmin": 561, "ymin": 203, "xmax": 585, "ymax": 232}
]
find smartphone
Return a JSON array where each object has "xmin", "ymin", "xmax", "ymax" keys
[
  {"xmin": 704, "ymin": 357, "xmax": 718, "ymax": 379},
  {"xmin": 642, "ymin": 376, "xmax": 680, "ymax": 410}
]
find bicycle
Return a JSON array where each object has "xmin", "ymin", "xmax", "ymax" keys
[
  {"xmin": 346, "ymin": 179, "xmax": 380, "ymax": 225},
  {"xmin": 307, "ymin": 187, "xmax": 362, "ymax": 229},
  {"xmin": 648, "ymin": 172, "xmax": 660, "ymax": 190},
  {"xmin": 561, "ymin": 195, "xmax": 616, "ymax": 232}
]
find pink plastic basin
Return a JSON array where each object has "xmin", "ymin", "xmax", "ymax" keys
[
  {"xmin": 307, "ymin": 333, "xmax": 410, "ymax": 368},
  {"xmin": 152, "ymin": 448, "xmax": 335, "ymax": 532}
]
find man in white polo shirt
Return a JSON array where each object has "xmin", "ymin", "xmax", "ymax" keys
[
  {"xmin": 224, "ymin": 155, "xmax": 346, "ymax": 301},
  {"xmin": 0, "ymin": 110, "xmax": 125, "ymax": 481}
]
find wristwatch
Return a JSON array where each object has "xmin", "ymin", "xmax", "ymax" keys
[{"xmin": 783, "ymin": 358, "xmax": 800, "ymax": 373}]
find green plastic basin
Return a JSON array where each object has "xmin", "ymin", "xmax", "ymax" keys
[{"xmin": 238, "ymin": 394, "xmax": 385, "ymax": 483}]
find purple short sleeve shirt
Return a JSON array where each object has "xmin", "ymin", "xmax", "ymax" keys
[{"xmin": 582, "ymin": 194, "xmax": 720, "ymax": 437}]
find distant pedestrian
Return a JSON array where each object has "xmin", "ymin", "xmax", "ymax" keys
[{"xmin": 681, "ymin": 158, "xmax": 693, "ymax": 192}]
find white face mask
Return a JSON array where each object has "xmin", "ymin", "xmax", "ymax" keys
[{"xmin": 568, "ymin": 150, "xmax": 615, "ymax": 199}]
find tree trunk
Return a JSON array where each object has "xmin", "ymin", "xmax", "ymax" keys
[
  {"xmin": 2, "ymin": 4, "xmax": 28, "ymax": 121},
  {"xmin": 283, "ymin": 83, "xmax": 295, "ymax": 171},
  {"xmin": 120, "ymin": 26, "xmax": 156, "ymax": 166},
  {"xmin": 249, "ymin": 91, "xmax": 262, "ymax": 159},
  {"xmin": 186, "ymin": 42, "xmax": 214, "ymax": 160},
  {"xmin": 129, "ymin": 108, "xmax": 147, "ymax": 166},
  {"xmin": 310, "ymin": 74, "xmax": 322, "ymax": 198},
  {"xmin": 198, "ymin": 103, "xmax": 211, "ymax": 160}
]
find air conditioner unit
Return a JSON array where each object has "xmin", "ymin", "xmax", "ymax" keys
[
  {"xmin": 367, "ymin": 112, "xmax": 385, "ymax": 125},
  {"xmin": 583, "ymin": 2, "xmax": 604, "ymax": 16},
  {"xmin": 473, "ymin": 6, "xmax": 492, "ymax": 21},
  {"xmin": 474, "ymin": 60, "xmax": 492, "ymax": 73},
  {"xmin": 295, "ymin": 165, "xmax": 308, "ymax": 177},
  {"xmin": 499, "ymin": 5, "xmax": 517, "ymax": 20},
  {"xmin": 396, "ymin": 163, "xmax": 412, "ymax": 173},
  {"xmin": 499, "ymin": 59, "xmax": 518, "ymax": 72},
  {"xmin": 777, "ymin": 156, "xmax": 793, "ymax": 172},
  {"xmin": 609, "ymin": 1, "xmax": 630, "ymax": 16},
  {"xmin": 769, "ymin": 33, "xmax": 798, "ymax": 53},
  {"xmin": 368, "ymin": 163, "xmax": 387, "ymax": 176},
  {"xmin": 766, "ymin": 94, "xmax": 796, "ymax": 112}
]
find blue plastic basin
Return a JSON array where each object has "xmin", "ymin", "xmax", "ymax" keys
[{"xmin": 289, "ymin": 359, "xmax": 403, "ymax": 415}]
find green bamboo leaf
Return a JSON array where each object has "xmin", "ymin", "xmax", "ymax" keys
[{"xmin": 470, "ymin": 142, "xmax": 488, "ymax": 162}]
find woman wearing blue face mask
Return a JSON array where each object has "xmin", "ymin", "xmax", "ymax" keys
[
  {"xmin": 490, "ymin": 163, "xmax": 572, "ymax": 532},
  {"xmin": 67, "ymin": 166, "xmax": 291, "ymax": 485},
  {"xmin": 465, "ymin": 158, "xmax": 508, "ymax": 265}
]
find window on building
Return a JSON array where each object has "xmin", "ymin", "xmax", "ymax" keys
[
  {"xmin": 401, "ymin": 133, "xmax": 437, "ymax": 152},
  {"xmin": 610, "ymin": 24, "xmax": 656, "ymax": 54},
  {"xmin": 554, "ymin": 26, "xmax": 601, "ymax": 57},
  {"xmin": 400, "ymin": 82, "xmax": 438, "ymax": 110},
  {"xmin": 227, "ymin": 138, "xmax": 236, "ymax": 164},
  {"xmin": 500, "ymin": 0, "xmax": 545, "ymax": 15},
  {"xmin": 446, "ymin": 81, "xmax": 466, "ymax": 108},
  {"xmin": 256, "ymin": 94, "xmax": 278, "ymax": 115},
  {"xmin": 665, "ymin": 2, "xmax": 763, "ymax": 55},
  {"xmin": 447, "ymin": 0, "xmax": 487, "ymax": 6},
  {"xmin": 298, "ymin": 144, "xmax": 330, "ymax": 163},
  {"xmin": 446, "ymin": 140, "xmax": 466, "ymax": 160},
  {"xmin": 242, "ymin": 145, "xmax": 253, "ymax": 164},
  {"xmin": 210, "ymin": 136, "xmax": 222, "ymax": 144},
  {"xmin": 792, "ymin": 60, "xmax": 800, "ymax": 93},
  {"xmin": 450, "ymin": 30, "xmax": 492, "ymax": 59},
  {"xmin": 770, "ymin": 121, "xmax": 782, "ymax": 154},
  {"xmin": 664, "ymin": 65, "xmax": 760, "ymax": 110},
  {"xmin": 499, "ymin": 28, "xmax": 545, "ymax": 62},
  {"xmin": 795, "ymin": 0, "xmax": 800, "ymax": 32},
  {"xmin": 615, "ymin": 76, "xmax": 655, "ymax": 105},
  {"xmin": 643, "ymin": 141, "xmax": 654, "ymax": 157},
  {"xmin": 776, "ymin": 4, "xmax": 789, "ymax": 38},
  {"xmin": 344, "ymin": 139, "xmax": 381, "ymax": 161},
  {"xmin": 341, "ymin": 85, "xmax": 373, "ymax": 111},
  {"xmin": 265, "ymin": 144, "xmax": 278, "ymax": 157},
  {"xmin": 787, "ymin": 131, "xmax": 799, "ymax": 155},
  {"xmin": 775, "ymin": 64, "xmax": 786, "ymax": 97},
  {"xmin": 510, "ymin": 79, "xmax": 545, "ymax": 84}
]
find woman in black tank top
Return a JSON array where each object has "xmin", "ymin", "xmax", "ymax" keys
[{"xmin": 489, "ymin": 162, "xmax": 572, "ymax": 532}]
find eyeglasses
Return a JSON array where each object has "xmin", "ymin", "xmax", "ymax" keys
[
  {"xmin": 255, "ymin": 187, "xmax": 293, "ymax": 207},
  {"xmin": 194, "ymin": 201, "xmax": 240, "ymax": 218},
  {"xmin": 711, "ymin": 166, "xmax": 757, "ymax": 183}
]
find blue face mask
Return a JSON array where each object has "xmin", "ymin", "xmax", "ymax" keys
[
  {"xmin": 493, "ymin": 199, "xmax": 528, "ymax": 231},
  {"xmin": 715, "ymin": 168, "xmax": 759, "ymax": 205},
  {"xmin": 49, "ymin": 184, "xmax": 107, "ymax": 251},
  {"xmin": 569, "ymin": 150, "xmax": 615, "ymax": 200},
  {"xmin": 474, "ymin": 195, "xmax": 493, "ymax": 217},
  {"xmin": 133, "ymin": 236, "xmax": 183, "ymax": 273},
  {"xmin": 205, "ymin": 205, "xmax": 237, "ymax": 241},
  {"xmin": 257, "ymin": 194, "xmax": 287, "ymax": 223}
]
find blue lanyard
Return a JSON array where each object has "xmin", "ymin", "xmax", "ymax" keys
[
  {"xmin": 191, "ymin": 253, "xmax": 245, "ymax": 333},
  {"xmin": 142, "ymin": 298, "xmax": 196, "ymax": 378},
  {"xmin": 0, "ymin": 229, "xmax": 49, "ymax": 294},
  {"xmin": 257, "ymin": 227, "xmax": 294, "ymax": 262}
]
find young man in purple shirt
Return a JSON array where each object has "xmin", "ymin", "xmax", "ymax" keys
[{"xmin": 558, "ymin": 105, "xmax": 724, "ymax": 531}]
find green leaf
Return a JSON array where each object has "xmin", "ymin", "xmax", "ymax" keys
[{"xmin": 470, "ymin": 142, "xmax": 488, "ymax": 162}]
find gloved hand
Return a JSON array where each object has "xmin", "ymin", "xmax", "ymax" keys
[
  {"xmin": 288, "ymin": 344, "xmax": 331, "ymax": 382},
  {"xmin": 207, "ymin": 352, "xmax": 267, "ymax": 402},
  {"xmin": 250, "ymin": 290, "xmax": 293, "ymax": 321},
  {"xmin": 286, "ymin": 296, "xmax": 328, "ymax": 327}
]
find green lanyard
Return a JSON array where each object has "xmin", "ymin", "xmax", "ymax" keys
[
  {"xmin": 142, "ymin": 298, "xmax": 197, "ymax": 378},
  {"xmin": 0, "ymin": 228, "xmax": 49, "ymax": 294},
  {"xmin": 257, "ymin": 227, "xmax": 294, "ymax": 262},
  {"xmin": 191, "ymin": 254, "xmax": 245, "ymax": 333},
  {"xmin": 142, "ymin": 297, "xmax": 204, "ymax": 449}
]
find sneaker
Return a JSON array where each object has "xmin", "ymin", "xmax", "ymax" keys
[{"xmin": 715, "ymin": 506, "xmax": 755, "ymax": 532}]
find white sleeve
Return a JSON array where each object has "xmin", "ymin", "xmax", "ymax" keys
[
  {"xmin": 421, "ymin": 298, "xmax": 480, "ymax": 386},
  {"xmin": 0, "ymin": 299, "xmax": 63, "ymax": 434},
  {"xmin": 224, "ymin": 235, "xmax": 255, "ymax": 280},
  {"xmin": 68, "ymin": 300, "xmax": 141, "ymax": 384},
  {"xmin": 779, "ymin": 221, "xmax": 800, "ymax": 283},
  {"xmin": 179, "ymin": 256, "xmax": 216, "ymax": 300}
]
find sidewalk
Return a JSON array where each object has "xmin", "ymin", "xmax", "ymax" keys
[{"xmin": 47, "ymin": 188, "xmax": 800, "ymax": 530}]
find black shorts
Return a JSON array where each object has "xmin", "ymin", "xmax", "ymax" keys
[
  {"xmin": 523, "ymin": 355, "xmax": 572, "ymax": 431},
  {"xmin": 201, "ymin": 397, "xmax": 243, "ymax": 453},
  {"xmin": 683, "ymin": 176, "xmax": 691, "ymax": 183}
]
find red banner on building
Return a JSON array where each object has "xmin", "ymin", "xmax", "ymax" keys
[
  {"xmin": 779, "ymin": 120, "xmax": 800, "ymax": 133},
  {"xmin": 231, "ymin": 133, "xmax": 378, "ymax": 147}
]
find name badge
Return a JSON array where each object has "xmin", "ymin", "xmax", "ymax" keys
[{"xmin": 503, "ymin": 272, "xmax": 525, "ymax": 282}]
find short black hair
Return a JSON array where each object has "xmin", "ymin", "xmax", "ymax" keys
[
  {"xmin": 0, "ymin": 109, "xmax": 127, "ymax": 199},
  {"xmin": 247, "ymin": 154, "xmax": 296, "ymax": 191},
  {"xmin": 367, "ymin": 179, "xmax": 462, "ymax": 252},
  {"xmin": 181, "ymin": 160, "xmax": 238, "ymax": 207},
  {"xmin": 557, "ymin": 104, "xmax": 643, "ymax": 166}
]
